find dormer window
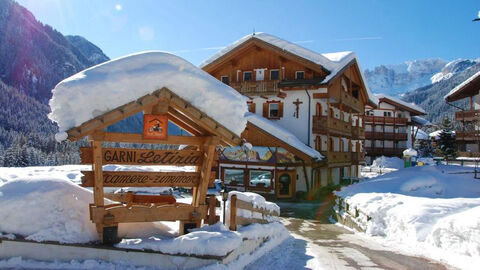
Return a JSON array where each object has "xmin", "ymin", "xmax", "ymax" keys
[
  {"xmin": 221, "ymin": 76, "xmax": 229, "ymax": 85},
  {"xmin": 270, "ymin": 70, "xmax": 279, "ymax": 80},
  {"xmin": 295, "ymin": 71, "xmax": 305, "ymax": 80},
  {"xmin": 244, "ymin": 71, "xmax": 252, "ymax": 81}
]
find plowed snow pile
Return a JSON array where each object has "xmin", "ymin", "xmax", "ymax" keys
[{"xmin": 336, "ymin": 165, "xmax": 480, "ymax": 269}]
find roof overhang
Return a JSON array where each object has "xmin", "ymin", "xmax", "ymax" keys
[{"xmin": 445, "ymin": 72, "xmax": 480, "ymax": 102}]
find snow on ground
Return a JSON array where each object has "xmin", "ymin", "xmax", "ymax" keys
[
  {"xmin": 48, "ymin": 51, "xmax": 248, "ymax": 137},
  {"xmin": 336, "ymin": 164, "xmax": 480, "ymax": 269},
  {"xmin": 0, "ymin": 165, "xmax": 289, "ymax": 265}
]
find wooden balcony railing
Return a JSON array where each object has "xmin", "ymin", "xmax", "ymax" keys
[
  {"xmin": 365, "ymin": 131, "xmax": 408, "ymax": 141},
  {"xmin": 364, "ymin": 116, "xmax": 408, "ymax": 125},
  {"xmin": 322, "ymin": 151, "xmax": 352, "ymax": 164},
  {"xmin": 351, "ymin": 152, "xmax": 366, "ymax": 164},
  {"xmin": 456, "ymin": 130, "xmax": 480, "ymax": 141},
  {"xmin": 455, "ymin": 110, "xmax": 480, "ymax": 122},
  {"xmin": 328, "ymin": 89, "xmax": 363, "ymax": 113},
  {"xmin": 365, "ymin": 147, "xmax": 404, "ymax": 157},
  {"xmin": 229, "ymin": 80, "xmax": 280, "ymax": 95},
  {"xmin": 312, "ymin": 116, "xmax": 351, "ymax": 136},
  {"xmin": 351, "ymin": 126, "xmax": 365, "ymax": 139}
]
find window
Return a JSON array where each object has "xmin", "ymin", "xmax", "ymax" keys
[
  {"xmin": 221, "ymin": 76, "xmax": 229, "ymax": 85},
  {"xmin": 366, "ymin": 110, "xmax": 374, "ymax": 116},
  {"xmin": 244, "ymin": 71, "xmax": 252, "ymax": 81},
  {"xmin": 249, "ymin": 170, "xmax": 271, "ymax": 188},
  {"xmin": 224, "ymin": 169, "xmax": 244, "ymax": 186},
  {"xmin": 269, "ymin": 103, "xmax": 279, "ymax": 118},
  {"xmin": 263, "ymin": 101, "xmax": 283, "ymax": 119},
  {"xmin": 295, "ymin": 71, "xmax": 305, "ymax": 80},
  {"xmin": 384, "ymin": 111, "xmax": 392, "ymax": 117},
  {"xmin": 397, "ymin": 113, "xmax": 403, "ymax": 118},
  {"xmin": 270, "ymin": 70, "xmax": 279, "ymax": 80},
  {"xmin": 352, "ymin": 89, "xmax": 359, "ymax": 99},
  {"xmin": 247, "ymin": 101, "xmax": 255, "ymax": 113}
]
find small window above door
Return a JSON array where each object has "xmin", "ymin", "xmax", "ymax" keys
[
  {"xmin": 295, "ymin": 71, "xmax": 305, "ymax": 80},
  {"xmin": 221, "ymin": 76, "xmax": 229, "ymax": 85}
]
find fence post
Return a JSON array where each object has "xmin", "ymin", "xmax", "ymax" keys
[
  {"xmin": 207, "ymin": 195, "xmax": 216, "ymax": 225},
  {"xmin": 229, "ymin": 195, "xmax": 237, "ymax": 231}
]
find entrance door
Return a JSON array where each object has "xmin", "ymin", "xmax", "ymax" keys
[
  {"xmin": 255, "ymin": 69, "xmax": 265, "ymax": 81},
  {"xmin": 276, "ymin": 170, "xmax": 295, "ymax": 198}
]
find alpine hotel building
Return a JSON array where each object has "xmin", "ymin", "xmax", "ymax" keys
[{"xmin": 201, "ymin": 33, "xmax": 378, "ymax": 199}]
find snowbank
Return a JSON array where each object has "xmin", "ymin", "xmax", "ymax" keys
[
  {"xmin": 403, "ymin": 148, "xmax": 418, "ymax": 157},
  {"xmin": 48, "ymin": 51, "xmax": 248, "ymax": 137},
  {"xmin": 246, "ymin": 113, "xmax": 322, "ymax": 159},
  {"xmin": 371, "ymin": 156, "xmax": 404, "ymax": 170},
  {"xmin": 335, "ymin": 165, "xmax": 480, "ymax": 268},
  {"xmin": 226, "ymin": 191, "xmax": 281, "ymax": 227}
]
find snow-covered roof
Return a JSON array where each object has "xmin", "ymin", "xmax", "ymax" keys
[
  {"xmin": 411, "ymin": 116, "xmax": 432, "ymax": 126},
  {"xmin": 429, "ymin": 129, "xmax": 455, "ymax": 140},
  {"xmin": 48, "ymin": 51, "xmax": 249, "ymax": 138},
  {"xmin": 375, "ymin": 93, "xmax": 426, "ymax": 115},
  {"xmin": 414, "ymin": 127, "xmax": 429, "ymax": 140},
  {"xmin": 199, "ymin": 33, "xmax": 378, "ymax": 106},
  {"xmin": 245, "ymin": 113, "xmax": 323, "ymax": 160},
  {"xmin": 444, "ymin": 70, "xmax": 480, "ymax": 102}
]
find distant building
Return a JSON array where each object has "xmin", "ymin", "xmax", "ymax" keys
[
  {"xmin": 201, "ymin": 33, "xmax": 378, "ymax": 198},
  {"xmin": 444, "ymin": 71, "xmax": 480, "ymax": 153},
  {"xmin": 364, "ymin": 94, "xmax": 427, "ymax": 163}
]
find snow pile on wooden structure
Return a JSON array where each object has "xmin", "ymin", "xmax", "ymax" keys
[
  {"xmin": 48, "ymin": 51, "xmax": 248, "ymax": 138},
  {"xmin": 334, "ymin": 165, "xmax": 480, "ymax": 269}
]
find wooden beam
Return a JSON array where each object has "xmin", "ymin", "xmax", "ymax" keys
[
  {"xmin": 193, "ymin": 137, "xmax": 218, "ymax": 207},
  {"xmin": 92, "ymin": 141, "xmax": 104, "ymax": 207},
  {"xmin": 103, "ymin": 132, "xmax": 206, "ymax": 146}
]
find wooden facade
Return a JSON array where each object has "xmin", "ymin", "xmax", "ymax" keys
[
  {"xmin": 203, "ymin": 34, "xmax": 374, "ymax": 196},
  {"xmin": 364, "ymin": 96, "xmax": 425, "ymax": 160}
]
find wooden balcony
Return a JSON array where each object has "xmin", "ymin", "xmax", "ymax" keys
[
  {"xmin": 322, "ymin": 151, "xmax": 352, "ymax": 165},
  {"xmin": 456, "ymin": 130, "xmax": 480, "ymax": 141},
  {"xmin": 329, "ymin": 90, "xmax": 363, "ymax": 113},
  {"xmin": 229, "ymin": 80, "xmax": 280, "ymax": 95},
  {"xmin": 351, "ymin": 126, "xmax": 365, "ymax": 139},
  {"xmin": 455, "ymin": 110, "xmax": 480, "ymax": 122},
  {"xmin": 312, "ymin": 116, "xmax": 351, "ymax": 137},
  {"xmin": 364, "ymin": 116, "xmax": 408, "ymax": 125},
  {"xmin": 351, "ymin": 152, "xmax": 366, "ymax": 165},
  {"xmin": 365, "ymin": 131, "xmax": 408, "ymax": 141},
  {"xmin": 365, "ymin": 147, "xmax": 404, "ymax": 157}
]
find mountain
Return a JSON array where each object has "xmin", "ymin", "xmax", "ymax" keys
[
  {"xmin": 0, "ymin": 0, "xmax": 108, "ymax": 103},
  {"xmin": 402, "ymin": 62, "xmax": 480, "ymax": 124},
  {"xmin": 364, "ymin": 58, "xmax": 447, "ymax": 96},
  {"xmin": 0, "ymin": 0, "xmax": 109, "ymax": 166},
  {"xmin": 65, "ymin": 35, "xmax": 109, "ymax": 66},
  {"xmin": 364, "ymin": 58, "xmax": 479, "ymax": 97}
]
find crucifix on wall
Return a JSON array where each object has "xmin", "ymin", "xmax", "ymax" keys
[{"xmin": 293, "ymin": 98, "xmax": 303, "ymax": 118}]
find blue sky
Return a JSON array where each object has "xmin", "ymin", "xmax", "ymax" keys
[{"xmin": 17, "ymin": 0, "xmax": 480, "ymax": 69}]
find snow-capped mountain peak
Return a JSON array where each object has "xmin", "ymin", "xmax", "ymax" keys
[{"xmin": 430, "ymin": 59, "xmax": 478, "ymax": 84}]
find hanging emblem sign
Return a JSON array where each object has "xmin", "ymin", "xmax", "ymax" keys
[{"xmin": 143, "ymin": 114, "xmax": 168, "ymax": 139}]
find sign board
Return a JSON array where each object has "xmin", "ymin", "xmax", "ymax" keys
[
  {"xmin": 143, "ymin": 114, "xmax": 168, "ymax": 139},
  {"xmin": 81, "ymin": 171, "xmax": 200, "ymax": 187},
  {"xmin": 80, "ymin": 148, "xmax": 203, "ymax": 166}
]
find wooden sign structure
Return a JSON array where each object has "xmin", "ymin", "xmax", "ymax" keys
[{"xmin": 66, "ymin": 88, "xmax": 242, "ymax": 244}]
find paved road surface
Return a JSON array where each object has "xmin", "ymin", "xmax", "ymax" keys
[{"xmin": 246, "ymin": 201, "xmax": 453, "ymax": 270}]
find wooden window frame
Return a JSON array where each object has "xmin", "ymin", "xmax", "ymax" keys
[
  {"xmin": 295, "ymin": 71, "xmax": 305, "ymax": 80},
  {"xmin": 263, "ymin": 100, "xmax": 284, "ymax": 119},
  {"xmin": 243, "ymin": 71, "xmax": 252, "ymax": 82},
  {"xmin": 222, "ymin": 167, "xmax": 246, "ymax": 186},
  {"xmin": 270, "ymin": 69, "xmax": 280, "ymax": 80},
  {"xmin": 221, "ymin": 75, "xmax": 229, "ymax": 85}
]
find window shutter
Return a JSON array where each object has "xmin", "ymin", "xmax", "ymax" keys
[
  {"xmin": 251, "ymin": 102, "xmax": 256, "ymax": 113},
  {"xmin": 263, "ymin": 103, "xmax": 268, "ymax": 117},
  {"xmin": 278, "ymin": 102, "xmax": 284, "ymax": 118}
]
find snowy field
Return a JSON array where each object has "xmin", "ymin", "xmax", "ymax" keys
[
  {"xmin": 0, "ymin": 165, "xmax": 289, "ymax": 269},
  {"xmin": 336, "ymin": 160, "xmax": 480, "ymax": 270}
]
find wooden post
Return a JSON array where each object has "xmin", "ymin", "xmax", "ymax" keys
[
  {"xmin": 91, "ymin": 139, "xmax": 105, "ymax": 241},
  {"xmin": 208, "ymin": 195, "xmax": 216, "ymax": 225},
  {"xmin": 229, "ymin": 195, "xmax": 237, "ymax": 231},
  {"xmin": 193, "ymin": 136, "xmax": 218, "ymax": 207}
]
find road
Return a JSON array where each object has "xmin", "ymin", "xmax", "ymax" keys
[{"xmin": 246, "ymin": 200, "xmax": 453, "ymax": 270}]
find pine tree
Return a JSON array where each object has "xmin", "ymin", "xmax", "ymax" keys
[{"xmin": 436, "ymin": 118, "xmax": 457, "ymax": 158}]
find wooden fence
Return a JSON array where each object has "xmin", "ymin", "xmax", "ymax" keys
[{"xmin": 228, "ymin": 194, "xmax": 279, "ymax": 231}]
